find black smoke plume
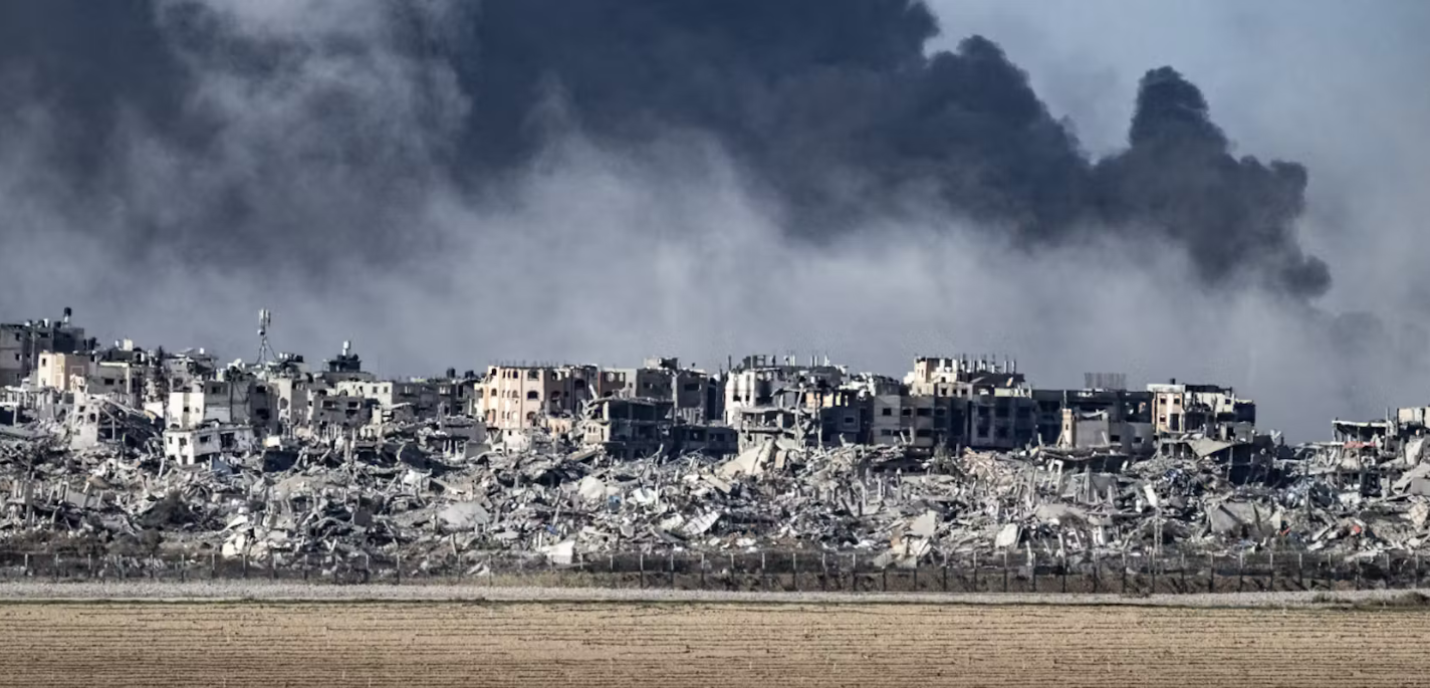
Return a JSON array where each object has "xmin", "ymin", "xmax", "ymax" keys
[{"xmin": 0, "ymin": 0, "xmax": 1328, "ymax": 297}]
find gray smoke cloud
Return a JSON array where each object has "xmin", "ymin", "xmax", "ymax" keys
[
  {"xmin": 0, "ymin": 0, "xmax": 1328, "ymax": 295},
  {"xmin": 0, "ymin": 0, "xmax": 1424, "ymax": 441}
]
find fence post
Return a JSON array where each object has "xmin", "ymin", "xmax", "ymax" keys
[
  {"xmin": 1383, "ymin": 552, "xmax": 1391, "ymax": 590},
  {"xmin": 882, "ymin": 562, "xmax": 888, "ymax": 592},
  {"xmin": 731, "ymin": 553, "xmax": 737, "ymax": 591},
  {"xmin": 1238, "ymin": 551, "xmax": 1244, "ymax": 592},
  {"xmin": 944, "ymin": 553, "xmax": 950, "ymax": 593},
  {"xmin": 396, "ymin": 554, "xmax": 402, "ymax": 585},
  {"xmin": 1269, "ymin": 550, "xmax": 1275, "ymax": 590},
  {"xmin": 762, "ymin": 551, "xmax": 768, "ymax": 592},
  {"xmin": 1150, "ymin": 554, "xmax": 1156, "ymax": 594},
  {"xmin": 701, "ymin": 553, "xmax": 707, "ymax": 590},
  {"xmin": 1029, "ymin": 552, "xmax": 1036, "ymax": 593},
  {"xmin": 1121, "ymin": 553, "xmax": 1127, "ymax": 594},
  {"xmin": 791, "ymin": 552, "xmax": 798, "ymax": 592},
  {"xmin": 23, "ymin": 553, "xmax": 29, "ymax": 577},
  {"xmin": 972, "ymin": 551, "xmax": 978, "ymax": 592},
  {"xmin": 639, "ymin": 551, "xmax": 645, "ymax": 589},
  {"xmin": 270, "ymin": 555, "xmax": 276, "ymax": 581},
  {"xmin": 88, "ymin": 553, "xmax": 94, "ymax": 580},
  {"xmin": 1298, "ymin": 552, "xmax": 1304, "ymax": 590},
  {"xmin": 1180, "ymin": 553, "xmax": 1187, "ymax": 593},
  {"xmin": 118, "ymin": 556, "xmax": 125, "ymax": 581},
  {"xmin": 669, "ymin": 552, "xmax": 675, "ymax": 590},
  {"xmin": 1356, "ymin": 558, "xmax": 1363, "ymax": 590},
  {"xmin": 1091, "ymin": 551, "xmax": 1098, "ymax": 593},
  {"xmin": 1002, "ymin": 550, "xmax": 1009, "ymax": 593},
  {"xmin": 1060, "ymin": 554, "xmax": 1067, "ymax": 594},
  {"xmin": 304, "ymin": 554, "xmax": 310, "ymax": 582},
  {"xmin": 912, "ymin": 556, "xmax": 917, "ymax": 591},
  {"xmin": 851, "ymin": 553, "xmax": 857, "ymax": 592},
  {"xmin": 52, "ymin": 553, "xmax": 59, "ymax": 582},
  {"xmin": 822, "ymin": 552, "xmax": 828, "ymax": 592},
  {"xmin": 1208, "ymin": 554, "xmax": 1214, "ymax": 593},
  {"xmin": 1416, "ymin": 552, "xmax": 1422, "ymax": 589},
  {"xmin": 211, "ymin": 551, "xmax": 216, "ymax": 580}
]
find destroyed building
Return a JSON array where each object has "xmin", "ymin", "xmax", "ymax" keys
[
  {"xmin": 163, "ymin": 424, "xmax": 255, "ymax": 466},
  {"xmin": 0, "ymin": 308, "xmax": 90, "ymax": 387},
  {"xmin": 605, "ymin": 357, "xmax": 723, "ymax": 425},
  {"xmin": 11, "ymin": 308, "xmax": 1430, "ymax": 577},
  {"xmin": 478, "ymin": 364, "xmax": 597, "ymax": 436},
  {"xmin": 1148, "ymin": 380, "xmax": 1256, "ymax": 438},
  {"xmin": 1041, "ymin": 387, "xmax": 1155, "ymax": 455}
]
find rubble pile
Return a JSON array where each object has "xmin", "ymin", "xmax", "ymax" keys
[
  {"xmin": 3, "ymin": 419, "xmax": 1430, "ymax": 569},
  {"xmin": 5, "ymin": 310, "xmax": 1427, "ymax": 573}
]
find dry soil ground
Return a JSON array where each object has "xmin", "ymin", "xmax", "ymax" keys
[{"xmin": 0, "ymin": 595, "xmax": 1427, "ymax": 687}]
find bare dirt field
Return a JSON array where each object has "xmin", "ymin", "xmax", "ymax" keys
[{"xmin": 0, "ymin": 598, "xmax": 1426, "ymax": 687}]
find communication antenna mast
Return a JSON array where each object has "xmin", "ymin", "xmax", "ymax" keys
[{"xmin": 256, "ymin": 309, "xmax": 277, "ymax": 365}]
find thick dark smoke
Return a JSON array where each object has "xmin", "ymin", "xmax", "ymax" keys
[
  {"xmin": 0, "ymin": 0, "xmax": 1328, "ymax": 297},
  {"xmin": 1093, "ymin": 68, "xmax": 1329, "ymax": 295},
  {"xmin": 0, "ymin": 0, "xmax": 187, "ymax": 173}
]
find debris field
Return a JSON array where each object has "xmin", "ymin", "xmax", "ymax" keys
[{"xmin": 4, "ymin": 415, "xmax": 1429, "ymax": 575}]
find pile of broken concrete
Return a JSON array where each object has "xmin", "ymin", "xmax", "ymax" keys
[{"xmin": 1, "ymin": 423, "xmax": 1427, "ymax": 570}]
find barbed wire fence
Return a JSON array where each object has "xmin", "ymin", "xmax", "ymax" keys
[{"xmin": 0, "ymin": 547, "xmax": 1424, "ymax": 594}]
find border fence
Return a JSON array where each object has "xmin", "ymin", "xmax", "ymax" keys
[{"xmin": 0, "ymin": 548, "xmax": 1425, "ymax": 594}]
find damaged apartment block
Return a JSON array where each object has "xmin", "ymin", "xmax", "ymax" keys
[{"xmin": 0, "ymin": 307, "xmax": 1427, "ymax": 578}]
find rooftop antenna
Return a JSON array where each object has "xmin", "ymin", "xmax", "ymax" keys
[{"xmin": 256, "ymin": 309, "xmax": 276, "ymax": 366}]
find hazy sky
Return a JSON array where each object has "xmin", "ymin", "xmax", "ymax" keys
[
  {"xmin": 0, "ymin": 1, "xmax": 1426, "ymax": 441},
  {"xmin": 934, "ymin": 0, "xmax": 1430, "ymax": 309}
]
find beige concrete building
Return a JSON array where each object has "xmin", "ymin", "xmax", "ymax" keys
[
  {"xmin": 68, "ymin": 391, "xmax": 153, "ymax": 450},
  {"xmin": 597, "ymin": 358, "xmax": 722, "ymax": 424},
  {"xmin": 724, "ymin": 355, "xmax": 845, "ymax": 427},
  {"xmin": 904, "ymin": 356, "xmax": 1026, "ymax": 398},
  {"xmin": 478, "ymin": 365, "xmax": 597, "ymax": 433},
  {"xmin": 0, "ymin": 312, "xmax": 90, "ymax": 387},
  {"xmin": 82, "ymin": 360, "xmax": 145, "ymax": 407},
  {"xmin": 335, "ymin": 379, "xmax": 442, "ymax": 416},
  {"xmin": 1147, "ymin": 381, "xmax": 1255, "ymax": 435},
  {"xmin": 580, "ymin": 397, "xmax": 672, "ymax": 459},
  {"xmin": 903, "ymin": 356, "xmax": 1038, "ymax": 450},
  {"xmin": 266, "ymin": 376, "xmax": 311, "ymax": 429},
  {"xmin": 303, "ymin": 391, "xmax": 373, "ymax": 435},
  {"xmin": 34, "ymin": 352, "xmax": 92, "ymax": 392}
]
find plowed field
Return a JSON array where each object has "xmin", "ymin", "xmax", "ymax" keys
[{"xmin": 0, "ymin": 601, "xmax": 1422, "ymax": 687}]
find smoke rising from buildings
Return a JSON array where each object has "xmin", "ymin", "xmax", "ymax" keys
[{"xmin": 0, "ymin": 0, "xmax": 1424, "ymax": 440}]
